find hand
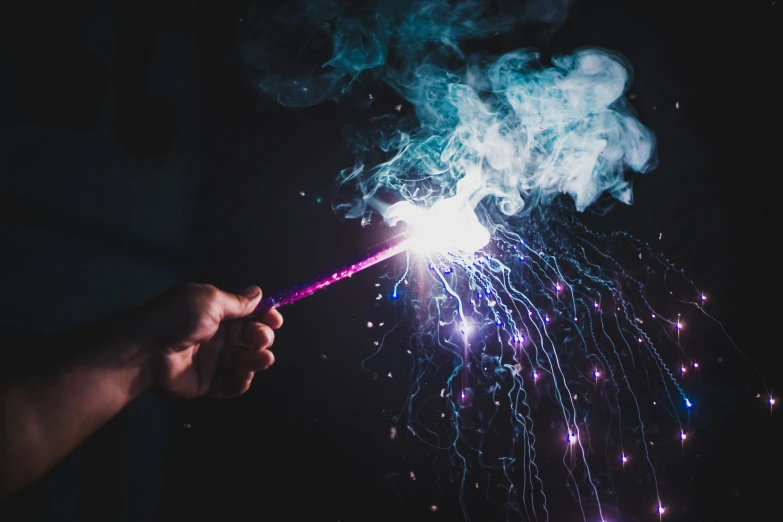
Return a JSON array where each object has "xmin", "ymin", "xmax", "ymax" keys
[{"xmin": 143, "ymin": 283, "xmax": 283, "ymax": 399}]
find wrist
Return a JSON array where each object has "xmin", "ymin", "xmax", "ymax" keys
[{"xmin": 63, "ymin": 305, "xmax": 157, "ymax": 403}]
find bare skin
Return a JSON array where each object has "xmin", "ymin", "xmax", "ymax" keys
[{"xmin": 0, "ymin": 283, "xmax": 282, "ymax": 499}]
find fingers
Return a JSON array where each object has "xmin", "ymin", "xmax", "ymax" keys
[
  {"xmin": 211, "ymin": 348, "xmax": 276, "ymax": 398},
  {"xmin": 214, "ymin": 285, "xmax": 264, "ymax": 321},
  {"xmin": 207, "ymin": 370, "xmax": 255, "ymax": 399},
  {"xmin": 221, "ymin": 344, "xmax": 275, "ymax": 372}
]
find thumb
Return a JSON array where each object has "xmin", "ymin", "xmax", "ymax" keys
[{"xmin": 216, "ymin": 285, "xmax": 263, "ymax": 320}]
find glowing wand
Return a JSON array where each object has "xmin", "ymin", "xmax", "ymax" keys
[{"xmin": 254, "ymin": 233, "xmax": 409, "ymax": 315}]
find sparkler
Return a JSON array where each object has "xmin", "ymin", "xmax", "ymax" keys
[{"xmin": 245, "ymin": 1, "xmax": 771, "ymax": 519}]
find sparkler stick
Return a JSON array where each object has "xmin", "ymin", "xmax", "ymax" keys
[{"xmin": 254, "ymin": 233, "xmax": 409, "ymax": 315}]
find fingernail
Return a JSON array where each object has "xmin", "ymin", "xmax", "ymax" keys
[{"xmin": 243, "ymin": 286, "xmax": 260, "ymax": 298}]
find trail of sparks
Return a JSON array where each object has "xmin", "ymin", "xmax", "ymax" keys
[{"xmin": 361, "ymin": 202, "xmax": 764, "ymax": 522}]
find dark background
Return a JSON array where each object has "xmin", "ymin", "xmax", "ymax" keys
[{"xmin": 1, "ymin": 1, "xmax": 780, "ymax": 521}]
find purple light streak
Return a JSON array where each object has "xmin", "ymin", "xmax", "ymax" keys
[{"xmin": 254, "ymin": 234, "xmax": 409, "ymax": 315}]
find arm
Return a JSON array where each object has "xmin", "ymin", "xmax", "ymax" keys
[{"xmin": 0, "ymin": 283, "xmax": 282, "ymax": 499}]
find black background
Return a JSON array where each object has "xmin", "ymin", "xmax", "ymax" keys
[{"xmin": 1, "ymin": 1, "xmax": 780, "ymax": 521}]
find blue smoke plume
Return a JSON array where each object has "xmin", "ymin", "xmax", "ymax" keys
[{"xmin": 242, "ymin": 0, "xmax": 655, "ymax": 227}]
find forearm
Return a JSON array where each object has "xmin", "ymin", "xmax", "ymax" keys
[{"xmin": 0, "ymin": 309, "xmax": 154, "ymax": 499}]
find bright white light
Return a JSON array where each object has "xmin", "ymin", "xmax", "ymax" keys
[{"xmin": 385, "ymin": 194, "xmax": 490, "ymax": 254}]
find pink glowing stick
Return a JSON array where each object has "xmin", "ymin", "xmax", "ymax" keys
[{"xmin": 254, "ymin": 233, "xmax": 409, "ymax": 315}]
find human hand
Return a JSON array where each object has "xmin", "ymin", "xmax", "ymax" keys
[{"xmin": 142, "ymin": 283, "xmax": 283, "ymax": 399}]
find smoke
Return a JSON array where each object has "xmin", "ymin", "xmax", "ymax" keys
[{"xmin": 242, "ymin": 0, "xmax": 656, "ymax": 236}]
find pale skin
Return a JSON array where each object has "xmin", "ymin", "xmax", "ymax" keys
[{"xmin": 0, "ymin": 283, "xmax": 282, "ymax": 500}]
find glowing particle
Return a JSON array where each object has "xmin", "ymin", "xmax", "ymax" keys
[
  {"xmin": 410, "ymin": 471, "xmax": 416, "ymax": 480},
  {"xmin": 475, "ymin": 482, "xmax": 479, "ymax": 489},
  {"xmin": 593, "ymin": 370, "xmax": 601, "ymax": 378},
  {"xmin": 389, "ymin": 426, "xmax": 397, "ymax": 440},
  {"xmin": 700, "ymin": 294, "xmax": 706, "ymax": 301},
  {"xmin": 544, "ymin": 316, "xmax": 550, "ymax": 323},
  {"xmin": 638, "ymin": 338, "xmax": 643, "ymax": 343},
  {"xmin": 621, "ymin": 455, "xmax": 628, "ymax": 463},
  {"xmin": 676, "ymin": 101, "xmax": 680, "ymax": 109},
  {"xmin": 685, "ymin": 399, "xmax": 692, "ymax": 408},
  {"xmin": 676, "ymin": 322, "xmax": 682, "ymax": 330},
  {"xmin": 532, "ymin": 371, "xmax": 539, "ymax": 380},
  {"xmin": 495, "ymin": 318, "xmax": 502, "ymax": 326},
  {"xmin": 395, "ymin": 104, "xmax": 402, "ymax": 111},
  {"xmin": 375, "ymin": 283, "xmax": 380, "ymax": 287},
  {"xmin": 387, "ymin": 372, "xmax": 393, "ymax": 378},
  {"xmin": 460, "ymin": 392, "xmax": 466, "ymax": 400},
  {"xmin": 658, "ymin": 505, "xmax": 665, "ymax": 514},
  {"xmin": 770, "ymin": 398, "xmax": 777, "ymax": 405},
  {"xmin": 373, "ymin": 341, "xmax": 379, "ymax": 346},
  {"xmin": 315, "ymin": 197, "xmax": 322, "ymax": 203},
  {"xmin": 299, "ymin": 191, "xmax": 306, "ymax": 196},
  {"xmin": 367, "ymin": 322, "xmax": 373, "ymax": 328},
  {"xmin": 376, "ymin": 294, "xmax": 382, "ymax": 300},
  {"xmin": 594, "ymin": 302, "xmax": 599, "ymax": 309},
  {"xmin": 391, "ymin": 292, "xmax": 398, "ymax": 300},
  {"xmin": 430, "ymin": 505, "xmax": 438, "ymax": 512},
  {"xmin": 681, "ymin": 366, "xmax": 686, "ymax": 373},
  {"xmin": 659, "ymin": 232, "xmax": 663, "ymax": 240},
  {"xmin": 320, "ymin": 354, "xmax": 327, "ymax": 360},
  {"xmin": 379, "ymin": 322, "xmax": 384, "ymax": 326},
  {"xmin": 528, "ymin": 311, "xmax": 533, "ymax": 317},
  {"xmin": 555, "ymin": 283, "xmax": 562, "ymax": 292},
  {"xmin": 461, "ymin": 324, "xmax": 470, "ymax": 334},
  {"xmin": 440, "ymin": 389, "xmax": 446, "ymax": 398},
  {"xmin": 567, "ymin": 433, "xmax": 576, "ymax": 444},
  {"xmin": 651, "ymin": 314, "xmax": 656, "ymax": 319},
  {"xmin": 680, "ymin": 432, "xmax": 687, "ymax": 440},
  {"xmin": 693, "ymin": 362, "xmax": 699, "ymax": 368}
]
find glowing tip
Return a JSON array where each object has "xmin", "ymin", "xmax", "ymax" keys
[
  {"xmin": 658, "ymin": 505, "xmax": 665, "ymax": 515},
  {"xmin": 676, "ymin": 322, "xmax": 682, "ymax": 330},
  {"xmin": 679, "ymin": 432, "xmax": 687, "ymax": 441},
  {"xmin": 567, "ymin": 433, "xmax": 576, "ymax": 444},
  {"xmin": 693, "ymin": 362, "xmax": 699, "ymax": 368},
  {"xmin": 384, "ymin": 197, "xmax": 490, "ymax": 254},
  {"xmin": 685, "ymin": 399, "xmax": 692, "ymax": 408},
  {"xmin": 555, "ymin": 283, "xmax": 562, "ymax": 292},
  {"xmin": 594, "ymin": 302, "xmax": 599, "ymax": 309},
  {"xmin": 593, "ymin": 370, "xmax": 601, "ymax": 378},
  {"xmin": 461, "ymin": 324, "xmax": 470, "ymax": 334},
  {"xmin": 621, "ymin": 455, "xmax": 628, "ymax": 463},
  {"xmin": 532, "ymin": 371, "xmax": 539, "ymax": 380},
  {"xmin": 681, "ymin": 366, "xmax": 687, "ymax": 373},
  {"xmin": 700, "ymin": 294, "xmax": 707, "ymax": 301},
  {"xmin": 770, "ymin": 398, "xmax": 776, "ymax": 406}
]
